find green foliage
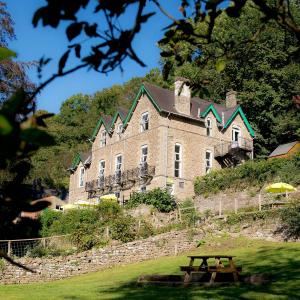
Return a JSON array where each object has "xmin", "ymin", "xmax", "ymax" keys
[
  {"xmin": 225, "ymin": 210, "xmax": 280, "ymax": 226},
  {"xmin": 96, "ymin": 198, "xmax": 121, "ymax": 223},
  {"xmin": 26, "ymin": 244, "xmax": 76, "ymax": 258},
  {"xmin": 160, "ymin": 1, "xmax": 300, "ymax": 156},
  {"xmin": 179, "ymin": 198, "xmax": 199, "ymax": 226},
  {"xmin": 126, "ymin": 188, "xmax": 177, "ymax": 213},
  {"xmin": 110, "ymin": 215, "xmax": 136, "ymax": 243},
  {"xmin": 194, "ymin": 153, "xmax": 300, "ymax": 195},
  {"xmin": 69, "ymin": 223, "xmax": 105, "ymax": 251},
  {"xmin": 39, "ymin": 209, "xmax": 62, "ymax": 237},
  {"xmin": 278, "ymin": 200, "xmax": 300, "ymax": 241},
  {"xmin": 137, "ymin": 220, "xmax": 154, "ymax": 239}
]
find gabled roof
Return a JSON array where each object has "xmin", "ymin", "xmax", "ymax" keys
[
  {"xmin": 90, "ymin": 82, "xmax": 255, "ymax": 140},
  {"xmin": 268, "ymin": 141, "xmax": 299, "ymax": 158},
  {"xmin": 69, "ymin": 151, "xmax": 92, "ymax": 171}
]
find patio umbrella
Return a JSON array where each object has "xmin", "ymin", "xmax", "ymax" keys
[
  {"xmin": 265, "ymin": 182, "xmax": 297, "ymax": 193},
  {"xmin": 100, "ymin": 194, "xmax": 118, "ymax": 201}
]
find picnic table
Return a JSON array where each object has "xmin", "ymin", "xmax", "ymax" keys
[{"xmin": 180, "ymin": 255, "xmax": 241, "ymax": 284}]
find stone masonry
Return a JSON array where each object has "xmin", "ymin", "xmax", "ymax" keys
[{"xmin": 0, "ymin": 229, "xmax": 203, "ymax": 285}]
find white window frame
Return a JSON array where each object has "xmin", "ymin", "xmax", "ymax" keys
[
  {"xmin": 79, "ymin": 167, "xmax": 85, "ymax": 187},
  {"xmin": 205, "ymin": 150, "xmax": 212, "ymax": 174},
  {"xmin": 99, "ymin": 160, "xmax": 105, "ymax": 179},
  {"xmin": 100, "ymin": 130, "xmax": 107, "ymax": 147},
  {"xmin": 174, "ymin": 143, "xmax": 182, "ymax": 178},
  {"xmin": 116, "ymin": 123, "xmax": 123, "ymax": 140},
  {"xmin": 205, "ymin": 117, "xmax": 212, "ymax": 137},
  {"xmin": 115, "ymin": 154, "xmax": 123, "ymax": 176},
  {"xmin": 232, "ymin": 125, "xmax": 241, "ymax": 147},
  {"xmin": 140, "ymin": 145, "xmax": 148, "ymax": 165},
  {"xmin": 140, "ymin": 112, "xmax": 149, "ymax": 132}
]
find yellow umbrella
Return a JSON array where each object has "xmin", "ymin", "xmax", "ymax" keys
[
  {"xmin": 100, "ymin": 194, "xmax": 118, "ymax": 202},
  {"xmin": 265, "ymin": 182, "xmax": 297, "ymax": 193}
]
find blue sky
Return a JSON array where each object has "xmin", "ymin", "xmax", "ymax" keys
[{"xmin": 6, "ymin": 0, "xmax": 181, "ymax": 113}]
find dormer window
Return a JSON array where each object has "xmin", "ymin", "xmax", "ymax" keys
[
  {"xmin": 100, "ymin": 130, "xmax": 107, "ymax": 147},
  {"xmin": 140, "ymin": 112, "xmax": 149, "ymax": 132},
  {"xmin": 116, "ymin": 123, "xmax": 123, "ymax": 140},
  {"xmin": 205, "ymin": 117, "xmax": 212, "ymax": 137}
]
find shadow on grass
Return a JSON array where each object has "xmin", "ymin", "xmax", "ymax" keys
[{"xmin": 94, "ymin": 246, "xmax": 300, "ymax": 300}]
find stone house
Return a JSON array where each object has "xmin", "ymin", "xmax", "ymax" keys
[{"xmin": 68, "ymin": 79, "xmax": 254, "ymax": 203}]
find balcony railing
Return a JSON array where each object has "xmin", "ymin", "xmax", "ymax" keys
[
  {"xmin": 85, "ymin": 164, "xmax": 155, "ymax": 193},
  {"xmin": 214, "ymin": 138, "xmax": 253, "ymax": 158}
]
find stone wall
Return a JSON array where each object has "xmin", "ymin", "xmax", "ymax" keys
[
  {"xmin": 195, "ymin": 189, "xmax": 262, "ymax": 214},
  {"xmin": 0, "ymin": 229, "xmax": 203, "ymax": 285}
]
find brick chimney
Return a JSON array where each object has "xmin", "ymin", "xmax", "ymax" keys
[
  {"xmin": 226, "ymin": 90, "xmax": 238, "ymax": 108},
  {"xmin": 174, "ymin": 77, "xmax": 191, "ymax": 115}
]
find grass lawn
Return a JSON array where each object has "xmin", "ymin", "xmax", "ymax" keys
[{"xmin": 0, "ymin": 235, "xmax": 299, "ymax": 300}]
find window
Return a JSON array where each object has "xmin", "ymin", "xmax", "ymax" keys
[
  {"xmin": 140, "ymin": 145, "xmax": 148, "ymax": 165},
  {"xmin": 116, "ymin": 123, "xmax": 123, "ymax": 140},
  {"xmin": 232, "ymin": 126, "xmax": 241, "ymax": 147},
  {"xmin": 205, "ymin": 117, "xmax": 212, "ymax": 137},
  {"xmin": 205, "ymin": 150, "xmax": 212, "ymax": 174},
  {"xmin": 140, "ymin": 112, "xmax": 149, "ymax": 132},
  {"xmin": 79, "ymin": 167, "xmax": 85, "ymax": 187},
  {"xmin": 115, "ymin": 154, "xmax": 122, "ymax": 176},
  {"xmin": 100, "ymin": 130, "xmax": 107, "ymax": 147},
  {"xmin": 174, "ymin": 143, "xmax": 182, "ymax": 178},
  {"xmin": 99, "ymin": 160, "xmax": 105, "ymax": 180}
]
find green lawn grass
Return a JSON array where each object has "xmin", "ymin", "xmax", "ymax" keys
[{"xmin": 0, "ymin": 236, "xmax": 299, "ymax": 300}]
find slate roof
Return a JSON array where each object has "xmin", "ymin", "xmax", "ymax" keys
[
  {"xmin": 143, "ymin": 82, "xmax": 239, "ymax": 124},
  {"xmin": 268, "ymin": 141, "xmax": 299, "ymax": 158}
]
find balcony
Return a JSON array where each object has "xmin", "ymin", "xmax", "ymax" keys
[
  {"xmin": 85, "ymin": 164, "xmax": 155, "ymax": 194},
  {"xmin": 214, "ymin": 138, "xmax": 253, "ymax": 158}
]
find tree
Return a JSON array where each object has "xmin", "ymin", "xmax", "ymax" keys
[
  {"xmin": 159, "ymin": 1, "xmax": 300, "ymax": 155},
  {"xmin": 30, "ymin": 0, "xmax": 300, "ymax": 95},
  {"xmin": 0, "ymin": 1, "xmax": 34, "ymax": 102}
]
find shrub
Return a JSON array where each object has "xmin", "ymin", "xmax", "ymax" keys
[
  {"xmin": 96, "ymin": 199, "xmax": 121, "ymax": 222},
  {"xmin": 277, "ymin": 200, "xmax": 300, "ymax": 240},
  {"xmin": 110, "ymin": 215, "xmax": 136, "ymax": 243},
  {"xmin": 40, "ymin": 208, "xmax": 101, "ymax": 236},
  {"xmin": 39, "ymin": 209, "xmax": 62, "ymax": 237},
  {"xmin": 126, "ymin": 188, "xmax": 177, "ymax": 212},
  {"xmin": 194, "ymin": 153, "xmax": 300, "ymax": 196},
  {"xmin": 26, "ymin": 245, "xmax": 76, "ymax": 257},
  {"xmin": 137, "ymin": 220, "xmax": 154, "ymax": 239},
  {"xmin": 179, "ymin": 198, "xmax": 199, "ymax": 226},
  {"xmin": 69, "ymin": 223, "xmax": 105, "ymax": 251}
]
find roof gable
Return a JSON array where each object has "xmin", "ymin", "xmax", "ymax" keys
[
  {"xmin": 123, "ymin": 85, "xmax": 162, "ymax": 127},
  {"xmin": 223, "ymin": 106, "xmax": 255, "ymax": 138},
  {"xmin": 200, "ymin": 104, "xmax": 222, "ymax": 123}
]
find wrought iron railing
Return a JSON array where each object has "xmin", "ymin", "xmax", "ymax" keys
[
  {"xmin": 214, "ymin": 137, "xmax": 253, "ymax": 158},
  {"xmin": 85, "ymin": 164, "xmax": 155, "ymax": 192}
]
